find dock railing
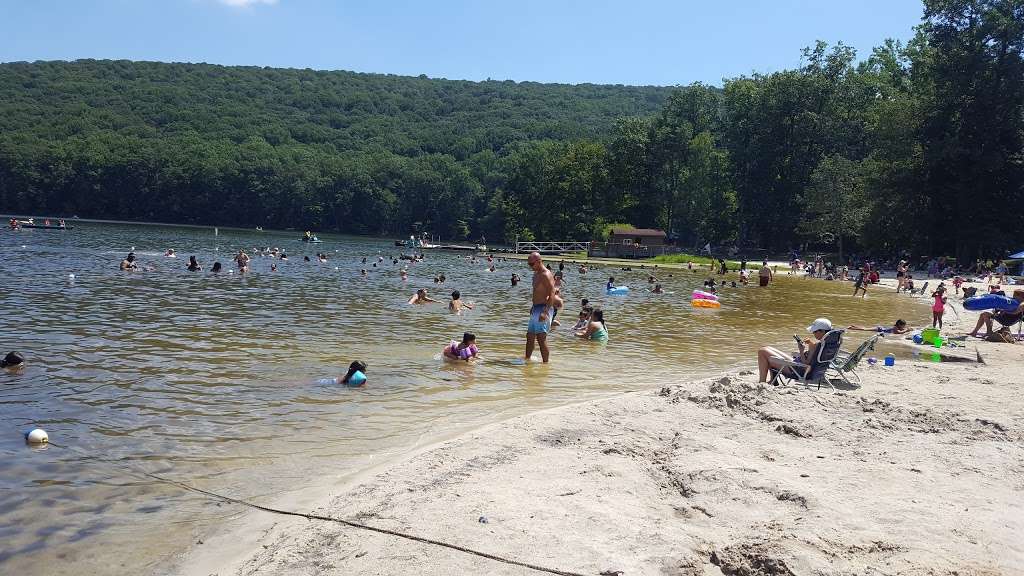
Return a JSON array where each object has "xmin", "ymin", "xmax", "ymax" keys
[{"xmin": 515, "ymin": 241, "xmax": 591, "ymax": 254}]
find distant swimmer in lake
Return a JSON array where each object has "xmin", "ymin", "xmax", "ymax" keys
[
  {"xmin": 235, "ymin": 250, "xmax": 250, "ymax": 273},
  {"xmin": 526, "ymin": 251, "xmax": 556, "ymax": 362},
  {"xmin": 1, "ymin": 351, "xmax": 25, "ymax": 371},
  {"xmin": 119, "ymin": 252, "xmax": 137, "ymax": 271},
  {"xmin": 409, "ymin": 288, "xmax": 439, "ymax": 305},
  {"xmin": 338, "ymin": 361, "xmax": 367, "ymax": 386},
  {"xmin": 400, "ymin": 269, "xmax": 408, "ymax": 281},
  {"xmin": 165, "ymin": 249, "xmax": 176, "ymax": 258},
  {"xmin": 448, "ymin": 290, "xmax": 474, "ymax": 314},
  {"xmin": 443, "ymin": 332, "xmax": 479, "ymax": 362},
  {"xmin": 211, "ymin": 262, "xmax": 222, "ymax": 273},
  {"xmin": 758, "ymin": 262, "xmax": 773, "ymax": 287},
  {"xmin": 187, "ymin": 255, "xmax": 201, "ymax": 272},
  {"xmin": 511, "ymin": 273, "xmax": 520, "ymax": 286},
  {"xmin": 651, "ymin": 283, "xmax": 664, "ymax": 294},
  {"xmin": 572, "ymin": 306, "xmax": 592, "ymax": 331},
  {"xmin": 575, "ymin": 308, "xmax": 608, "ymax": 342},
  {"xmin": 847, "ymin": 319, "xmax": 910, "ymax": 334}
]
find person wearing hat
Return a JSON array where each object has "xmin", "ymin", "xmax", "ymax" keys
[{"xmin": 756, "ymin": 318, "xmax": 833, "ymax": 383}]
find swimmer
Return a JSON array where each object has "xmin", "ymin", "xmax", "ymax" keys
[
  {"xmin": 279, "ymin": 253, "xmax": 287, "ymax": 260},
  {"xmin": 847, "ymin": 319, "xmax": 910, "ymax": 334},
  {"xmin": 361, "ymin": 269, "xmax": 367, "ymax": 276},
  {"xmin": 304, "ymin": 256, "xmax": 311, "ymax": 262},
  {"xmin": 165, "ymin": 249, "xmax": 176, "ymax": 258},
  {"xmin": 1, "ymin": 351, "xmax": 25, "ymax": 371},
  {"xmin": 271, "ymin": 263, "xmax": 277, "ymax": 272},
  {"xmin": 578, "ymin": 265, "xmax": 587, "ymax": 274},
  {"xmin": 443, "ymin": 332, "xmax": 479, "ymax": 362},
  {"xmin": 651, "ymin": 284, "xmax": 664, "ymax": 294},
  {"xmin": 235, "ymin": 250, "xmax": 250, "ymax": 272},
  {"xmin": 449, "ymin": 290, "xmax": 475, "ymax": 314},
  {"xmin": 119, "ymin": 252, "xmax": 138, "ymax": 271},
  {"xmin": 211, "ymin": 262, "xmax": 222, "ymax": 273},
  {"xmin": 400, "ymin": 269, "xmax": 408, "ymax": 281},
  {"xmin": 648, "ymin": 275, "xmax": 657, "ymax": 284},
  {"xmin": 607, "ymin": 276, "xmax": 615, "ymax": 291},
  {"xmin": 339, "ymin": 361, "xmax": 367, "ymax": 386},
  {"xmin": 572, "ymin": 307, "xmax": 593, "ymax": 331},
  {"xmin": 511, "ymin": 273, "xmax": 520, "ymax": 286},
  {"xmin": 187, "ymin": 255, "xmax": 201, "ymax": 272},
  {"xmin": 575, "ymin": 308, "xmax": 608, "ymax": 342},
  {"xmin": 409, "ymin": 288, "xmax": 439, "ymax": 305}
]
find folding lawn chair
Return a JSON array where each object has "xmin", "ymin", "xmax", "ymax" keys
[
  {"xmin": 828, "ymin": 333, "xmax": 882, "ymax": 387},
  {"xmin": 770, "ymin": 329, "xmax": 845, "ymax": 391}
]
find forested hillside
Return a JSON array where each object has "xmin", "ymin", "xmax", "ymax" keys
[{"xmin": 1, "ymin": 0, "xmax": 1021, "ymax": 261}]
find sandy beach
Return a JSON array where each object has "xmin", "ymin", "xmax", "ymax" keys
[{"xmin": 177, "ymin": 290, "xmax": 1024, "ymax": 576}]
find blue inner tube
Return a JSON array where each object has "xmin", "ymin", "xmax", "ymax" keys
[
  {"xmin": 607, "ymin": 286, "xmax": 629, "ymax": 295},
  {"xmin": 963, "ymin": 294, "xmax": 1019, "ymax": 311}
]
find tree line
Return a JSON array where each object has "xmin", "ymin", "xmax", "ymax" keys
[{"xmin": 0, "ymin": 0, "xmax": 1020, "ymax": 262}]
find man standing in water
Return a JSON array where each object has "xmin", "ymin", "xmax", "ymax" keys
[{"xmin": 526, "ymin": 251, "xmax": 555, "ymax": 362}]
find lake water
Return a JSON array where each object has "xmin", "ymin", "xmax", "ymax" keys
[{"xmin": 0, "ymin": 222, "xmax": 930, "ymax": 575}]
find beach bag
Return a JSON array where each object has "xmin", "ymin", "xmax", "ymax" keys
[{"xmin": 986, "ymin": 328, "xmax": 1015, "ymax": 344}]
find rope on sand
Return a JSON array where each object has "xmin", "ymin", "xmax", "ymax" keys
[
  {"xmin": 43, "ymin": 442, "xmax": 590, "ymax": 576},
  {"xmin": 145, "ymin": 470, "xmax": 591, "ymax": 576}
]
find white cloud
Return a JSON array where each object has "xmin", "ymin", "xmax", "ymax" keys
[{"xmin": 218, "ymin": 0, "xmax": 278, "ymax": 7}]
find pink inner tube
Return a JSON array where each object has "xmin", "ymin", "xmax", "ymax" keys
[{"xmin": 692, "ymin": 289, "xmax": 719, "ymax": 301}]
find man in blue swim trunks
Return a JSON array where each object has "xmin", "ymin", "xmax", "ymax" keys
[{"xmin": 526, "ymin": 251, "xmax": 556, "ymax": 362}]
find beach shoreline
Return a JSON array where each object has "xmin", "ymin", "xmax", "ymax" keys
[{"xmin": 175, "ymin": 301, "xmax": 1023, "ymax": 576}]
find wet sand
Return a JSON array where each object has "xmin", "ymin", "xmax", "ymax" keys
[{"xmin": 178, "ymin": 299, "xmax": 1024, "ymax": 576}]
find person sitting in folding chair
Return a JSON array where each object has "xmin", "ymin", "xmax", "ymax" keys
[
  {"xmin": 968, "ymin": 289, "xmax": 1024, "ymax": 339},
  {"xmin": 757, "ymin": 318, "xmax": 834, "ymax": 384}
]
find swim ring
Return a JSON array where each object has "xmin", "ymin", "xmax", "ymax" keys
[
  {"xmin": 963, "ymin": 294, "xmax": 1019, "ymax": 311},
  {"xmin": 607, "ymin": 286, "xmax": 629, "ymax": 295},
  {"xmin": 691, "ymin": 299, "xmax": 721, "ymax": 309},
  {"xmin": 691, "ymin": 289, "xmax": 718, "ymax": 300}
]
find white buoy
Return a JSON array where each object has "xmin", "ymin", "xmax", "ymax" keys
[
  {"xmin": 68, "ymin": 273, "xmax": 75, "ymax": 279},
  {"xmin": 26, "ymin": 428, "xmax": 48, "ymax": 444}
]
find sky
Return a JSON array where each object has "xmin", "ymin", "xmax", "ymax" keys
[{"xmin": 0, "ymin": 0, "xmax": 925, "ymax": 86}]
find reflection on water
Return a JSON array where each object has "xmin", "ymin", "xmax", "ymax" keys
[{"xmin": 0, "ymin": 222, "xmax": 931, "ymax": 575}]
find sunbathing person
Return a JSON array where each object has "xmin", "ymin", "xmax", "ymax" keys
[{"xmin": 847, "ymin": 319, "xmax": 910, "ymax": 334}]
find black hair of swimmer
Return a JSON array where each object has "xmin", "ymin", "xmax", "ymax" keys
[
  {"xmin": 1, "ymin": 351, "xmax": 24, "ymax": 368},
  {"xmin": 342, "ymin": 360, "xmax": 367, "ymax": 384},
  {"xmin": 462, "ymin": 332, "xmax": 476, "ymax": 344},
  {"xmin": 591, "ymin": 308, "xmax": 605, "ymax": 326},
  {"xmin": 581, "ymin": 298, "xmax": 589, "ymax": 307},
  {"xmin": 304, "ymin": 256, "xmax": 310, "ymax": 261},
  {"xmin": 451, "ymin": 290, "xmax": 460, "ymax": 300},
  {"xmin": 895, "ymin": 319, "xmax": 907, "ymax": 327},
  {"xmin": 127, "ymin": 253, "xmax": 136, "ymax": 262},
  {"xmin": 211, "ymin": 262, "xmax": 222, "ymax": 272},
  {"xmin": 608, "ymin": 276, "xmax": 615, "ymax": 283}
]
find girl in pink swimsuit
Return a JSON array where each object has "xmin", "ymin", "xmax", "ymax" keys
[{"xmin": 931, "ymin": 285, "xmax": 947, "ymax": 329}]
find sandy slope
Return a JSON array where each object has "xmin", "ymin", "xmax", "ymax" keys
[{"xmin": 180, "ymin": 329, "xmax": 1024, "ymax": 576}]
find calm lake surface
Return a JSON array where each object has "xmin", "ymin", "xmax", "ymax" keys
[{"xmin": 0, "ymin": 222, "xmax": 930, "ymax": 575}]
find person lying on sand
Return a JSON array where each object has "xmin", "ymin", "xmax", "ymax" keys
[{"xmin": 847, "ymin": 319, "xmax": 910, "ymax": 334}]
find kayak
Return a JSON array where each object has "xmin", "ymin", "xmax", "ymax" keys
[{"xmin": 963, "ymin": 294, "xmax": 1019, "ymax": 311}]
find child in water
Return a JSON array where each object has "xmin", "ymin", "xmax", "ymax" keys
[
  {"xmin": 443, "ymin": 332, "xmax": 479, "ymax": 362},
  {"xmin": 572, "ymin": 307, "xmax": 593, "ymax": 331},
  {"xmin": 448, "ymin": 290, "xmax": 475, "ymax": 314}
]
